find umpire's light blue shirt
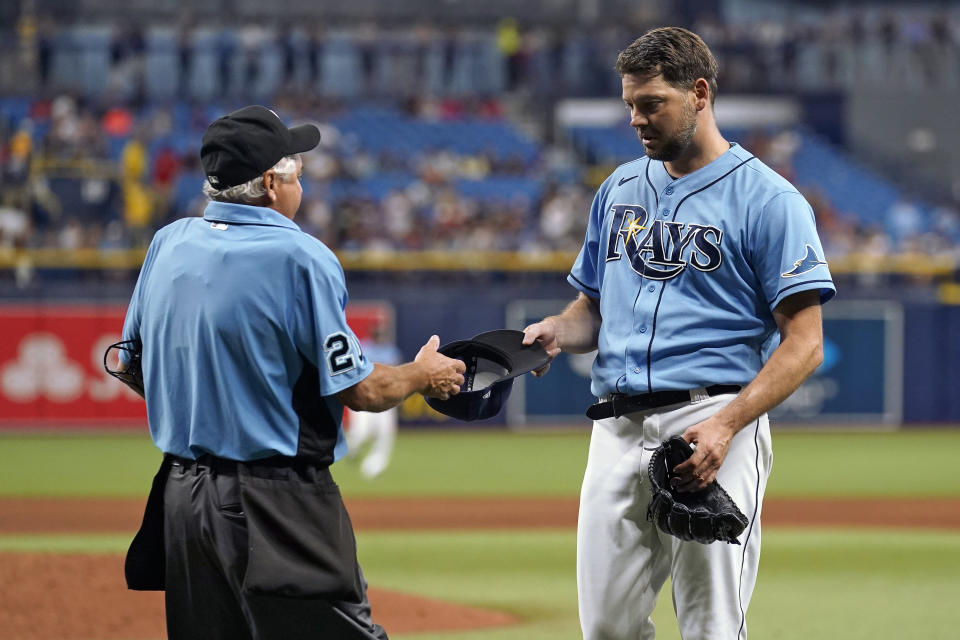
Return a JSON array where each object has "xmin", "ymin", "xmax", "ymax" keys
[{"xmin": 122, "ymin": 201, "xmax": 373, "ymax": 463}]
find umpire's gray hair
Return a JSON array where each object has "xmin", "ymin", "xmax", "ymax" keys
[{"xmin": 202, "ymin": 155, "xmax": 299, "ymax": 204}]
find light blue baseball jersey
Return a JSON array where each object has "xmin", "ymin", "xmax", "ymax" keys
[
  {"xmin": 121, "ymin": 201, "xmax": 373, "ymax": 463},
  {"xmin": 568, "ymin": 143, "xmax": 835, "ymax": 398}
]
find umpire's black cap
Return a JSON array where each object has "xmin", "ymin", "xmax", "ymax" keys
[
  {"xmin": 200, "ymin": 105, "xmax": 321, "ymax": 188},
  {"xmin": 426, "ymin": 330, "xmax": 550, "ymax": 422}
]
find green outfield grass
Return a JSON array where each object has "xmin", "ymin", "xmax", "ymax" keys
[
  {"xmin": 1, "ymin": 428, "xmax": 959, "ymax": 640},
  {"xmin": 1, "ymin": 428, "xmax": 958, "ymax": 497}
]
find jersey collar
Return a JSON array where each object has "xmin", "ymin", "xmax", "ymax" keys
[
  {"xmin": 646, "ymin": 143, "xmax": 754, "ymax": 195},
  {"xmin": 202, "ymin": 200, "xmax": 302, "ymax": 230}
]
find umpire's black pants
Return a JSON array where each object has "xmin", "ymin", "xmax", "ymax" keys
[{"xmin": 162, "ymin": 456, "xmax": 387, "ymax": 640}]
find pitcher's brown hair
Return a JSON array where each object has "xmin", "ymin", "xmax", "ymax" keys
[{"xmin": 615, "ymin": 27, "xmax": 719, "ymax": 105}]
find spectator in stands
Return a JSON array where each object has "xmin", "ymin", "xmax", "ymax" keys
[
  {"xmin": 0, "ymin": 204, "xmax": 29, "ymax": 249},
  {"xmin": 31, "ymin": 16, "xmax": 55, "ymax": 91},
  {"xmin": 108, "ymin": 22, "xmax": 146, "ymax": 101},
  {"xmin": 497, "ymin": 18, "xmax": 525, "ymax": 92},
  {"xmin": 175, "ymin": 21, "xmax": 193, "ymax": 96},
  {"xmin": 855, "ymin": 225, "xmax": 895, "ymax": 287},
  {"xmin": 932, "ymin": 202, "xmax": 960, "ymax": 245},
  {"xmin": 102, "ymin": 105, "xmax": 134, "ymax": 138},
  {"xmin": 539, "ymin": 184, "xmax": 589, "ymax": 251},
  {"xmin": 215, "ymin": 28, "xmax": 237, "ymax": 96},
  {"xmin": 308, "ymin": 23, "xmax": 327, "ymax": 87},
  {"xmin": 4, "ymin": 120, "xmax": 33, "ymax": 187},
  {"xmin": 150, "ymin": 146, "xmax": 180, "ymax": 225},
  {"xmin": 119, "ymin": 132, "xmax": 154, "ymax": 244},
  {"xmin": 382, "ymin": 189, "xmax": 415, "ymax": 241},
  {"xmin": 238, "ymin": 23, "xmax": 268, "ymax": 94},
  {"xmin": 45, "ymin": 95, "xmax": 81, "ymax": 158},
  {"xmin": 887, "ymin": 196, "xmax": 924, "ymax": 248}
]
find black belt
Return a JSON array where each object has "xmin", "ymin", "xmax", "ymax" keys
[
  {"xmin": 585, "ymin": 384, "xmax": 742, "ymax": 420},
  {"xmin": 169, "ymin": 453, "xmax": 332, "ymax": 480},
  {"xmin": 170, "ymin": 454, "xmax": 240, "ymax": 475}
]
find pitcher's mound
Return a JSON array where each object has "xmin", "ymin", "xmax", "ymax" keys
[{"xmin": 0, "ymin": 553, "xmax": 516, "ymax": 639}]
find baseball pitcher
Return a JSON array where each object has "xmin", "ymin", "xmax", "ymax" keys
[{"xmin": 523, "ymin": 27, "xmax": 835, "ymax": 639}]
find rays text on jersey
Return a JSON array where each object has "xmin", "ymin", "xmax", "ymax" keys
[{"xmin": 605, "ymin": 204, "xmax": 723, "ymax": 280}]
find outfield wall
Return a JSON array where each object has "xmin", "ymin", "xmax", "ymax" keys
[
  {"xmin": 349, "ymin": 280, "xmax": 960, "ymax": 426},
  {"xmin": 1, "ymin": 280, "xmax": 957, "ymax": 426}
]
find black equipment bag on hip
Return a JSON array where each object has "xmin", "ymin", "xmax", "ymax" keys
[
  {"xmin": 237, "ymin": 462, "xmax": 363, "ymax": 601},
  {"xmin": 125, "ymin": 455, "xmax": 363, "ymax": 602},
  {"xmin": 125, "ymin": 455, "xmax": 172, "ymax": 590}
]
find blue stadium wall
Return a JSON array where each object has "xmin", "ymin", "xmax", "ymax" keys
[
  {"xmin": 3, "ymin": 277, "xmax": 956, "ymax": 425},
  {"xmin": 346, "ymin": 279, "xmax": 958, "ymax": 426}
]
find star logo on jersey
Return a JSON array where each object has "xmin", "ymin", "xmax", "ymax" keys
[
  {"xmin": 782, "ymin": 244, "xmax": 828, "ymax": 278},
  {"xmin": 623, "ymin": 216, "xmax": 646, "ymax": 245},
  {"xmin": 605, "ymin": 204, "xmax": 723, "ymax": 280}
]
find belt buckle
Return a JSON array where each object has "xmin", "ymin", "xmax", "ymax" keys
[
  {"xmin": 610, "ymin": 395, "xmax": 621, "ymax": 418},
  {"xmin": 610, "ymin": 394, "xmax": 632, "ymax": 418},
  {"xmin": 689, "ymin": 387, "xmax": 710, "ymax": 403}
]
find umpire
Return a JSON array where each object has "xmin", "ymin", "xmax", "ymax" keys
[{"xmin": 117, "ymin": 105, "xmax": 465, "ymax": 639}]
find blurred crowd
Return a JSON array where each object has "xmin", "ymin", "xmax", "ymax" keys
[
  {"xmin": 1, "ymin": 92, "xmax": 958, "ymax": 275},
  {"xmin": 692, "ymin": 8, "xmax": 960, "ymax": 92},
  {"xmin": 0, "ymin": 94, "xmax": 592, "ymax": 257},
  {"xmin": 2, "ymin": 5, "xmax": 959, "ymax": 104},
  {"xmin": 1, "ymin": 1, "xmax": 959, "ymax": 281},
  {"xmin": 742, "ymin": 128, "xmax": 960, "ymax": 276}
]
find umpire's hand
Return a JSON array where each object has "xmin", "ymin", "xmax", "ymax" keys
[{"xmin": 416, "ymin": 335, "xmax": 466, "ymax": 400}]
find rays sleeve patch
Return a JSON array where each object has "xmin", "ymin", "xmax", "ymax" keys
[{"xmin": 782, "ymin": 244, "xmax": 828, "ymax": 278}]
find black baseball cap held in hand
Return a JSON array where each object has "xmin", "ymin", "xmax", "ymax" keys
[
  {"xmin": 200, "ymin": 105, "xmax": 321, "ymax": 189},
  {"xmin": 426, "ymin": 330, "xmax": 550, "ymax": 422}
]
